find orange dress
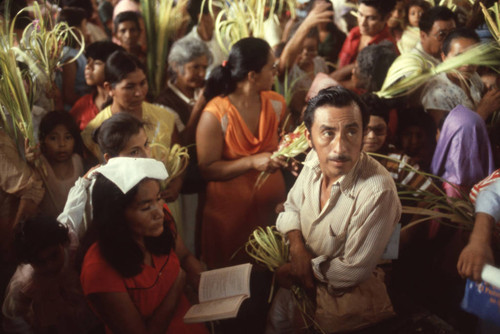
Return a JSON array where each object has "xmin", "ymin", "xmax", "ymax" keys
[{"xmin": 201, "ymin": 91, "xmax": 287, "ymax": 269}]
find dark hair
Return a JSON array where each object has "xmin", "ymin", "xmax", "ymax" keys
[
  {"xmin": 187, "ymin": 0, "xmax": 210, "ymax": 24},
  {"xmin": 39, "ymin": 110, "xmax": 84, "ymax": 156},
  {"xmin": 57, "ymin": 7, "xmax": 87, "ymax": 48},
  {"xmin": 356, "ymin": 41, "xmax": 398, "ymax": 92},
  {"xmin": 85, "ymin": 41, "xmax": 124, "ymax": 62},
  {"xmin": 92, "ymin": 113, "xmax": 147, "ymax": 157},
  {"xmin": 61, "ymin": 0, "xmax": 93, "ymax": 20},
  {"xmin": 359, "ymin": 0, "xmax": 397, "ymax": 18},
  {"xmin": 360, "ymin": 93, "xmax": 389, "ymax": 124},
  {"xmin": 105, "ymin": 50, "xmax": 146, "ymax": 87},
  {"xmin": 92, "ymin": 174, "xmax": 175, "ymax": 277},
  {"xmin": 204, "ymin": 37, "xmax": 271, "ymax": 101},
  {"xmin": 303, "ymin": 86, "xmax": 369, "ymax": 132},
  {"xmin": 114, "ymin": 10, "xmax": 141, "ymax": 33},
  {"xmin": 406, "ymin": 0, "xmax": 431, "ymax": 16},
  {"xmin": 57, "ymin": 7, "xmax": 87, "ymax": 27},
  {"xmin": 442, "ymin": 27, "xmax": 480, "ymax": 56},
  {"xmin": 13, "ymin": 216, "xmax": 69, "ymax": 264},
  {"xmin": 419, "ymin": 6, "xmax": 455, "ymax": 34},
  {"xmin": 396, "ymin": 106, "xmax": 436, "ymax": 145}
]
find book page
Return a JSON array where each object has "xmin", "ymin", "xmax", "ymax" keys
[
  {"xmin": 183, "ymin": 295, "xmax": 248, "ymax": 323},
  {"xmin": 198, "ymin": 263, "xmax": 252, "ymax": 303}
]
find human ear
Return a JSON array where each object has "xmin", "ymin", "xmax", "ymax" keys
[
  {"xmin": 104, "ymin": 82, "xmax": 114, "ymax": 97},
  {"xmin": 305, "ymin": 128, "xmax": 314, "ymax": 149}
]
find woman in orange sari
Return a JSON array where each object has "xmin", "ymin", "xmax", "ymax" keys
[{"xmin": 196, "ymin": 38, "xmax": 287, "ymax": 269}]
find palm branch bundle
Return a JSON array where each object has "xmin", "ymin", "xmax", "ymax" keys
[
  {"xmin": 141, "ymin": 0, "xmax": 189, "ymax": 99},
  {"xmin": 376, "ymin": 41, "xmax": 500, "ymax": 98},
  {"xmin": 12, "ymin": 1, "xmax": 85, "ymax": 110},
  {"xmin": 254, "ymin": 122, "xmax": 309, "ymax": 190},
  {"xmin": 368, "ymin": 153, "xmax": 479, "ymax": 233},
  {"xmin": 150, "ymin": 142, "xmax": 190, "ymax": 188},
  {"xmin": 202, "ymin": 0, "xmax": 296, "ymax": 55},
  {"xmin": 245, "ymin": 226, "xmax": 325, "ymax": 333},
  {"xmin": 0, "ymin": 22, "xmax": 34, "ymax": 147}
]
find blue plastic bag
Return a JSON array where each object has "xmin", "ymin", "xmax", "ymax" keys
[{"xmin": 461, "ymin": 279, "xmax": 500, "ymax": 327}]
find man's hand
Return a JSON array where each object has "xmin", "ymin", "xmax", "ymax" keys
[
  {"xmin": 476, "ymin": 88, "xmax": 500, "ymax": 120},
  {"xmin": 287, "ymin": 230, "xmax": 315, "ymax": 292},
  {"xmin": 457, "ymin": 239, "xmax": 494, "ymax": 281}
]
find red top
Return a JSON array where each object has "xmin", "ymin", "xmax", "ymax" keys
[
  {"xmin": 81, "ymin": 243, "xmax": 208, "ymax": 334},
  {"xmin": 338, "ymin": 25, "xmax": 397, "ymax": 68},
  {"xmin": 70, "ymin": 94, "xmax": 100, "ymax": 131}
]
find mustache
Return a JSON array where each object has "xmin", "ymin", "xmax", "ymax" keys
[{"xmin": 328, "ymin": 154, "xmax": 351, "ymax": 162}]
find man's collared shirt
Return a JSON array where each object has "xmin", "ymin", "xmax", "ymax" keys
[
  {"xmin": 277, "ymin": 150, "xmax": 401, "ymax": 289},
  {"xmin": 338, "ymin": 25, "xmax": 396, "ymax": 68}
]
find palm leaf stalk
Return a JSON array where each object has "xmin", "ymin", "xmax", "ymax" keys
[
  {"xmin": 479, "ymin": 1, "xmax": 500, "ymax": 43},
  {"xmin": 368, "ymin": 153, "xmax": 480, "ymax": 234},
  {"xmin": 245, "ymin": 226, "xmax": 326, "ymax": 334},
  {"xmin": 254, "ymin": 122, "xmax": 309, "ymax": 190},
  {"xmin": 150, "ymin": 143, "xmax": 190, "ymax": 189},
  {"xmin": 203, "ymin": 0, "xmax": 296, "ymax": 55},
  {"xmin": 376, "ymin": 41, "xmax": 500, "ymax": 99},
  {"xmin": 141, "ymin": 0, "xmax": 188, "ymax": 99},
  {"xmin": 12, "ymin": 1, "xmax": 85, "ymax": 110},
  {"xmin": 0, "ymin": 6, "xmax": 58, "ymax": 208}
]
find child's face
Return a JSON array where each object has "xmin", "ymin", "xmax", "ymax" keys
[
  {"xmin": 32, "ymin": 244, "xmax": 65, "ymax": 276},
  {"xmin": 115, "ymin": 20, "xmax": 140, "ymax": 51},
  {"xmin": 297, "ymin": 37, "xmax": 318, "ymax": 68},
  {"xmin": 85, "ymin": 57, "xmax": 106, "ymax": 86},
  {"xmin": 43, "ymin": 124, "xmax": 75, "ymax": 163},
  {"xmin": 408, "ymin": 5, "xmax": 424, "ymax": 28}
]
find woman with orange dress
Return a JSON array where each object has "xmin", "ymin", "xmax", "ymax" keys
[{"xmin": 196, "ymin": 37, "xmax": 288, "ymax": 269}]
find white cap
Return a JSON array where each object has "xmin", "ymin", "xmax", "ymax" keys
[{"xmin": 93, "ymin": 157, "xmax": 168, "ymax": 193}]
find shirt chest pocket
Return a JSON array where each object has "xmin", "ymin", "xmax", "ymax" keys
[{"xmin": 326, "ymin": 202, "xmax": 355, "ymax": 259}]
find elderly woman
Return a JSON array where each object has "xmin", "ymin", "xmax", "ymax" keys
[
  {"xmin": 155, "ymin": 37, "xmax": 213, "ymax": 254},
  {"xmin": 156, "ymin": 36, "xmax": 213, "ymax": 145}
]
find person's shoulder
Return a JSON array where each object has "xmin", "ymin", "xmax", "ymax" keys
[
  {"xmin": 356, "ymin": 153, "xmax": 397, "ymax": 191},
  {"xmin": 86, "ymin": 106, "xmax": 111, "ymax": 128},
  {"xmin": 262, "ymin": 90, "xmax": 286, "ymax": 102}
]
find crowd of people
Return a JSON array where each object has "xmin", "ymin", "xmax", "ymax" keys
[{"xmin": 1, "ymin": 0, "xmax": 500, "ymax": 333}]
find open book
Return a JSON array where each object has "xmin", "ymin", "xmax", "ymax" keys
[{"xmin": 183, "ymin": 263, "xmax": 252, "ymax": 323}]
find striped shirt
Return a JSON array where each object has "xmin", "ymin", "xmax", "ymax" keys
[
  {"xmin": 469, "ymin": 169, "xmax": 500, "ymax": 205},
  {"xmin": 277, "ymin": 150, "xmax": 401, "ymax": 289}
]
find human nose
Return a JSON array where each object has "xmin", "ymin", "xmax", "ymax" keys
[{"xmin": 331, "ymin": 133, "xmax": 346, "ymax": 154}]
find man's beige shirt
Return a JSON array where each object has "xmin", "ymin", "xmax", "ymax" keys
[{"xmin": 277, "ymin": 150, "xmax": 401, "ymax": 289}]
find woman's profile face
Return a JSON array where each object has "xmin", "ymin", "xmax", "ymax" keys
[
  {"xmin": 109, "ymin": 68, "xmax": 148, "ymax": 113},
  {"xmin": 125, "ymin": 179, "xmax": 164, "ymax": 242},
  {"xmin": 253, "ymin": 51, "xmax": 277, "ymax": 92},
  {"xmin": 118, "ymin": 128, "xmax": 151, "ymax": 158}
]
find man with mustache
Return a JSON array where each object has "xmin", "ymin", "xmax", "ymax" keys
[{"xmin": 266, "ymin": 86, "xmax": 401, "ymax": 333}]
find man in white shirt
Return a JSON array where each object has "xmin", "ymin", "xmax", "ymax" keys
[{"xmin": 266, "ymin": 86, "xmax": 401, "ymax": 333}]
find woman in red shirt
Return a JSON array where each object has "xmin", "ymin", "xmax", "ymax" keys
[{"xmin": 80, "ymin": 158, "xmax": 208, "ymax": 334}]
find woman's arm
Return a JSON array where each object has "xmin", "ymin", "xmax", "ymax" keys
[
  {"xmin": 175, "ymin": 233, "xmax": 204, "ymax": 290},
  {"xmin": 196, "ymin": 111, "xmax": 282, "ymax": 181},
  {"xmin": 87, "ymin": 269, "xmax": 186, "ymax": 334}
]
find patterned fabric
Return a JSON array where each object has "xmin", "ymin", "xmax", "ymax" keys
[
  {"xmin": 374, "ymin": 152, "xmax": 433, "ymax": 194},
  {"xmin": 421, "ymin": 72, "xmax": 483, "ymax": 113},
  {"xmin": 277, "ymin": 150, "xmax": 401, "ymax": 289},
  {"xmin": 470, "ymin": 169, "xmax": 500, "ymax": 204}
]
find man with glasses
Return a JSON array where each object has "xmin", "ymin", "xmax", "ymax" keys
[{"xmin": 416, "ymin": 6, "xmax": 456, "ymax": 65}]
